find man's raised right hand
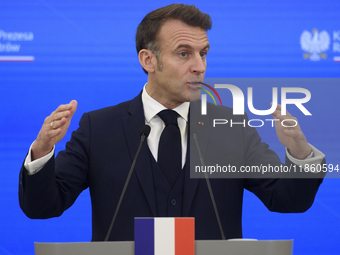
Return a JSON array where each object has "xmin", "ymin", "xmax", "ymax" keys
[{"xmin": 31, "ymin": 100, "xmax": 78, "ymax": 161}]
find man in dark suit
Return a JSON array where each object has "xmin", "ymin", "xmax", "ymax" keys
[{"xmin": 19, "ymin": 4, "xmax": 325, "ymax": 241}]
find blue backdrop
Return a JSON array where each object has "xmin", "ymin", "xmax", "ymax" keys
[{"xmin": 0, "ymin": 1, "xmax": 339, "ymax": 254}]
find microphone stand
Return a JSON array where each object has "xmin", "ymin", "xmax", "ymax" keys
[
  {"xmin": 192, "ymin": 130, "xmax": 226, "ymax": 240},
  {"xmin": 104, "ymin": 125, "xmax": 151, "ymax": 241}
]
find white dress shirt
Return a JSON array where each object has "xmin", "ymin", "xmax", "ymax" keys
[{"xmin": 142, "ymin": 85, "xmax": 189, "ymax": 168}]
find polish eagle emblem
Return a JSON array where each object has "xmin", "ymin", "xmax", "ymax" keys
[{"xmin": 300, "ymin": 29, "xmax": 330, "ymax": 61}]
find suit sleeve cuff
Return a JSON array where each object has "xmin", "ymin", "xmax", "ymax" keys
[
  {"xmin": 286, "ymin": 143, "xmax": 325, "ymax": 172},
  {"xmin": 24, "ymin": 141, "xmax": 55, "ymax": 175}
]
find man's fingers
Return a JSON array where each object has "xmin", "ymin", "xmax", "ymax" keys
[
  {"xmin": 272, "ymin": 111, "xmax": 296, "ymax": 124},
  {"xmin": 271, "ymin": 103, "xmax": 281, "ymax": 118},
  {"xmin": 45, "ymin": 100, "xmax": 77, "ymax": 134},
  {"xmin": 283, "ymin": 118, "xmax": 298, "ymax": 127},
  {"xmin": 55, "ymin": 103, "xmax": 72, "ymax": 113},
  {"xmin": 48, "ymin": 100, "xmax": 78, "ymax": 125},
  {"xmin": 274, "ymin": 114, "xmax": 297, "ymax": 124},
  {"xmin": 271, "ymin": 102, "xmax": 281, "ymax": 111},
  {"xmin": 32, "ymin": 100, "xmax": 78, "ymax": 160},
  {"xmin": 69, "ymin": 100, "xmax": 78, "ymax": 115},
  {"xmin": 271, "ymin": 103, "xmax": 294, "ymax": 119},
  {"xmin": 49, "ymin": 117, "xmax": 67, "ymax": 130},
  {"xmin": 53, "ymin": 100, "xmax": 77, "ymax": 116},
  {"xmin": 52, "ymin": 110, "xmax": 71, "ymax": 121},
  {"xmin": 47, "ymin": 127, "xmax": 62, "ymax": 138},
  {"xmin": 283, "ymin": 129, "xmax": 301, "ymax": 138}
]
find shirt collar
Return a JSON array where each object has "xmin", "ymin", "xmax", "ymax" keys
[{"xmin": 142, "ymin": 84, "xmax": 189, "ymax": 123}]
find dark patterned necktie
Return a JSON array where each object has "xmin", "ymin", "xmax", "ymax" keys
[{"xmin": 157, "ymin": 109, "xmax": 182, "ymax": 187}]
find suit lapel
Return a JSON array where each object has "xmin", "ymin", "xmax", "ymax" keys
[{"xmin": 123, "ymin": 93, "xmax": 157, "ymax": 216}]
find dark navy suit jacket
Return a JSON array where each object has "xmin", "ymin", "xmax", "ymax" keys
[{"xmin": 19, "ymin": 93, "xmax": 324, "ymax": 241}]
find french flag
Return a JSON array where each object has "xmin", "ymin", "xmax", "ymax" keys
[{"xmin": 134, "ymin": 217, "xmax": 195, "ymax": 255}]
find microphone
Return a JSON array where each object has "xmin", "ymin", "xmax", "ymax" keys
[
  {"xmin": 191, "ymin": 125, "xmax": 226, "ymax": 240},
  {"xmin": 104, "ymin": 125, "xmax": 151, "ymax": 241}
]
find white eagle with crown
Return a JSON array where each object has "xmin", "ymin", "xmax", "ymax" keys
[{"xmin": 300, "ymin": 29, "xmax": 330, "ymax": 61}]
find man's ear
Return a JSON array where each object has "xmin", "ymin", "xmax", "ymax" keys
[{"xmin": 138, "ymin": 49, "xmax": 156, "ymax": 74}]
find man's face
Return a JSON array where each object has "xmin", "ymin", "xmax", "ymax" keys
[{"xmin": 146, "ymin": 19, "xmax": 210, "ymax": 109}]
